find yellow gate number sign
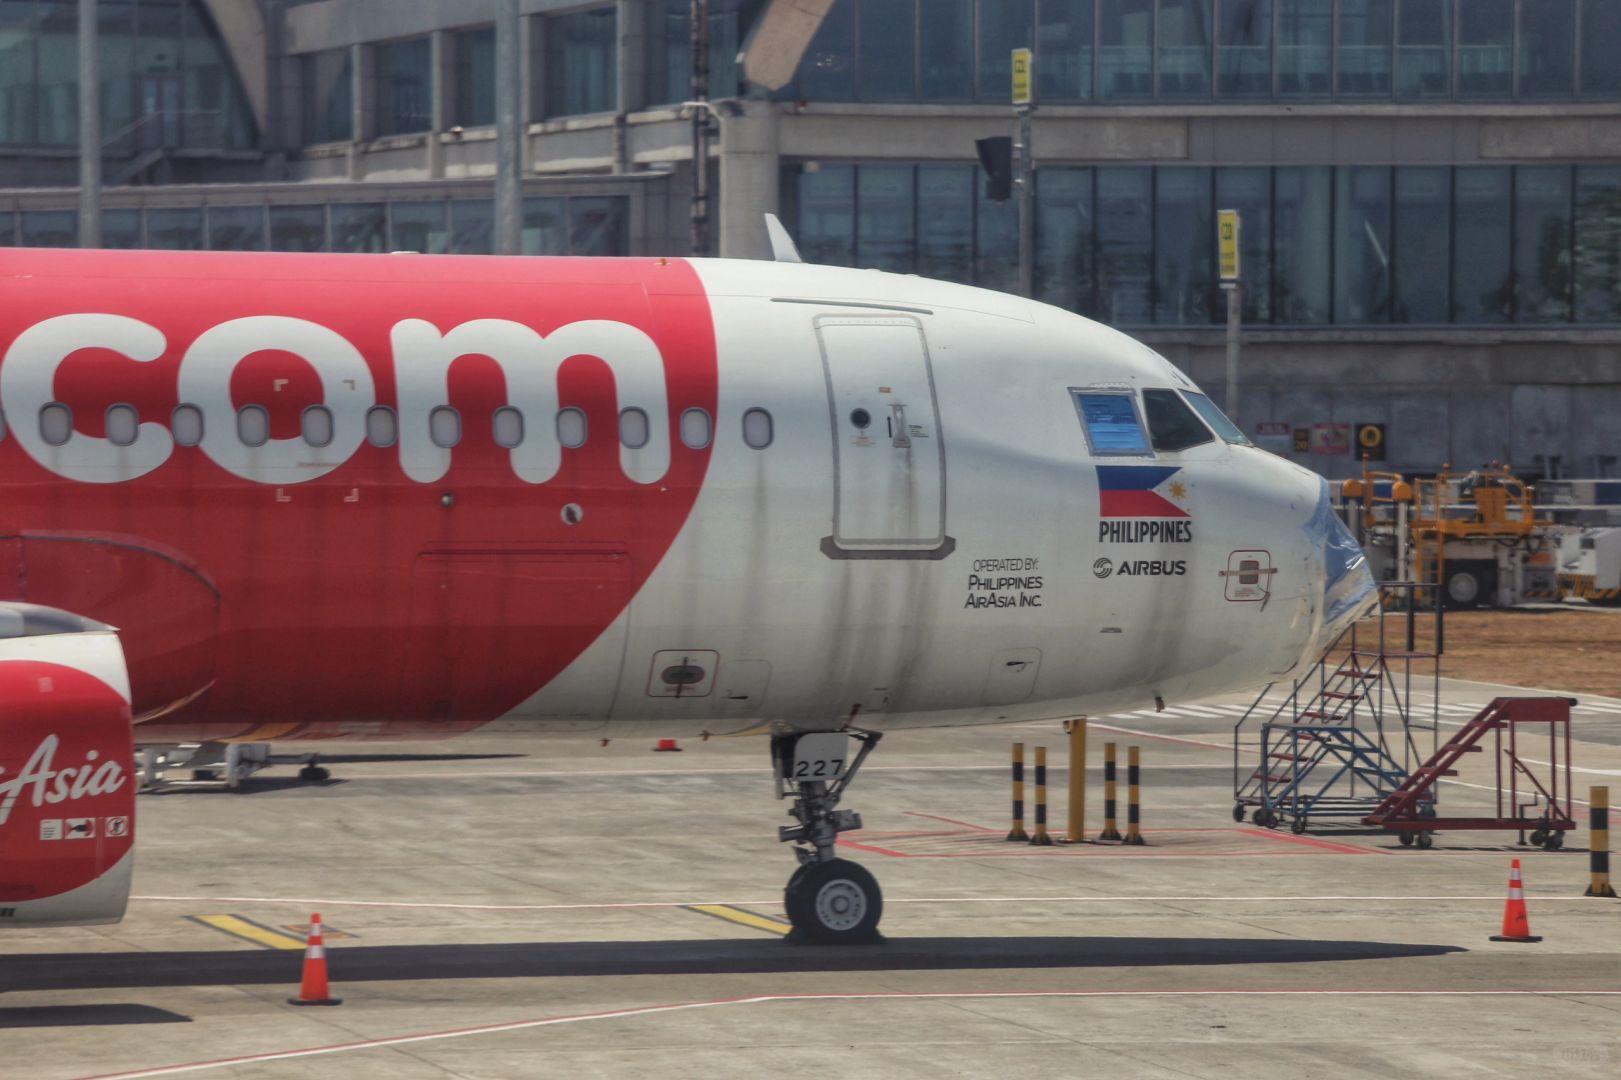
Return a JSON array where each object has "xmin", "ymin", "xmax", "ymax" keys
[
  {"xmin": 1012, "ymin": 48, "xmax": 1033, "ymax": 105},
  {"xmin": 1218, "ymin": 209, "xmax": 1241, "ymax": 282}
]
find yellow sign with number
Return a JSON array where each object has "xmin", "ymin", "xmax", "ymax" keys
[
  {"xmin": 1012, "ymin": 48, "xmax": 1033, "ymax": 105},
  {"xmin": 1218, "ymin": 208, "xmax": 1241, "ymax": 282}
]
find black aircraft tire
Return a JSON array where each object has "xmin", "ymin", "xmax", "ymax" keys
[{"xmin": 784, "ymin": 859, "xmax": 883, "ymax": 944}]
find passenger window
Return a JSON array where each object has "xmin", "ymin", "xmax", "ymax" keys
[
  {"xmin": 1239, "ymin": 558, "xmax": 1262, "ymax": 586},
  {"xmin": 106, "ymin": 404, "xmax": 139, "ymax": 447},
  {"xmin": 39, "ymin": 403, "xmax": 72, "ymax": 446},
  {"xmin": 1142, "ymin": 389, "xmax": 1214, "ymax": 452},
  {"xmin": 557, "ymin": 407, "xmax": 587, "ymax": 448},
  {"xmin": 1072, "ymin": 391, "xmax": 1150, "ymax": 456},
  {"xmin": 172, "ymin": 404, "xmax": 203, "ymax": 447},
  {"xmin": 492, "ymin": 406, "xmax": 524, "ymax": 448},
  {"xmin": 619, "ymin": 407, "xmax": 650, "ymax": 449},
  {"xmin": 680, "ymin": 407, "xmax": 712, "ymax": 449},
  {"xmin": 1183, "ymin": 391, "xmax": 1253, "ymax": 446},
  {"xmin": 302, "ymin": 405, "xmax": 334, "ymax": 448},
  {"xmin": 237, "ymin": 405, "xmax": 269, "ymax": 447},
  {"xmin": 429, "ymin": 406, "xmax": 461, "ymax": 448},
  {"xmin": 742, "ymin": 408, "xmax": 773, "ymax": 449},
  {"xmin": 366, "ymin": 405, "xmax": 398, "ymax": 447}
]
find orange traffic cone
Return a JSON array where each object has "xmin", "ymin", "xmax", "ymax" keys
[
  {"xmin": 1489, "ymin": 859, "xmax": 1543, "ymax": 943},
  {"xmin": 287, "ymin": 913, "xmax": 343, "ymax": 1005},
  {"xmin": 654, "ymin": 738, "xmax": 682, "ymax": 752}
]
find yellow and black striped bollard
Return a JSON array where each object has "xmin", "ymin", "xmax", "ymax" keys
[
  {"xmin": 1030, "ymin": 745, "xmax": 1054, "ymax": 845},
  {"xmin": 1588, "ymin": 785, "xmax": 1617, "ymax": 898},
  {"xmin": 1122, "ymin": 745, "xmax": 1146, "ymax": 846},
  {"xmin": 1007, "ymin": 742, "xmax": 1028, "ymax": 841},
  {"xmin": 1099, "ymin": 742, "xmax": 1122, "ymax": 841}
]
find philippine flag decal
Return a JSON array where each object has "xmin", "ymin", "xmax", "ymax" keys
[{"xmin": 1096, "ymin": 466, "xmax": 1191, "ymax": 519}]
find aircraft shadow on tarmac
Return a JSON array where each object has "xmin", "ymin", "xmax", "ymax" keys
[
  {"xmin": 0, "ymin": 937, "xmax": 1464, "ymax": 992},
  {"xmin": 0, "ymin": 1004, "xmax": 192, "ymax": 1028}
]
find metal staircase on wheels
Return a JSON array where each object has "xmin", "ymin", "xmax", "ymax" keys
[
  {"xmin": 1362, "ymin": 697, "xmax": 1577, "ymax": 850},
  {"xmin": 1233, "ymin": 582, "xmax": 1440, "ymax": 835}
]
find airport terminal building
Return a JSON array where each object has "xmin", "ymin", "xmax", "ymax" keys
[{"xmin": 1, "ymin": 0, "xmax": 1619, "ymax": 476}]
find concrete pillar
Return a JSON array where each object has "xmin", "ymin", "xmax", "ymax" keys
[
  {"xmin": 716, "ymin": 101, "xmax": 779, "ymax": 261},
  {"xmin": 615, "ymin": 0, "xmax": 651, "ymax": 175},
  {"xmin": 618, "ymin": 0, "xmax": 650, "ymax": 115},
  {"xmin": 495, "ymin": 0, "xmax": 523, "ymax": 255},
  {"xmin": 428, "ymin": 29, "xmax": 453, "ymax": 179},
  {"xmin": 78, "ymin": 0, "xmax": 100, "ymax": 248},
  {"xmin": 348, "ymin": 43, "xmax": 374, "ymax": 181}
]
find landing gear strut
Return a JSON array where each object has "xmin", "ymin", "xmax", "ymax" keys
[{"xmin": 773, "ymin": 729, "xmax": 884, "ymax": 944}]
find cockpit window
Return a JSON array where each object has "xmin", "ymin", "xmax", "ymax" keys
[
  {"xmin": 1142, "ymin": 389, "xmax": 1214, "ymax": 452},
  {"xmin": 1183, "ymin": 391, "xmax": 1253, "ymax": 446},
  {"xmin": 1072, "ymin": 391, "xmax": 1151, "ymax": 456}
]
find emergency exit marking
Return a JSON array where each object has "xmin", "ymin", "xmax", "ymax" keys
[{"xmin": 1218, "ymin": 209, "xmax": 1241, "ymax": 282}]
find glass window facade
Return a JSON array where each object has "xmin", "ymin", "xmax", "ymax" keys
[
  {"xmin": 377, "ymin": 37, "xmax": 431, "ymax": 136},
  {"xmin": 20, "ymin": 209, "xmax": 75, "ymax": 247},
  {"xmin": 1099, "ymin": 0, "xmax": 1154, "ymax": 99},
  {"xmin": 208, "ymin": 205, "xmax": 264, "ymax": 251},
  {"xmin": 301, "ymin": 48, "xmax": 352, "ymax": 143},
  {"xmin": 1458, "ymin": 0, "xmax": 1512, "ymax": 97},
  {"xmin": 270, "ymin": 205, "xmax": 326, "ymax": 252},
  {"xmin": 1337, "ymin": 0, "xmax": 1393, "ymax": 97},
  {"xmin": 1039, "ymin": 1, "xmax": 1095, "ymax": 101},
  {"xmin": 521, "ymin": 196, "xmax": 631, "ymax": 255},
  {"xmin": 655, "ymin": 0, "xmax": 744, "ymax": 103},
  {"xmin": 1158, "ymin": 0, "xmax": 1213, "ymax": 99},
  {"xmin": 1581, "ymin": 0, "xmax": 1621, "ymax": 97},
  {"xmin": 977, "ymin": 0, "xmax": 1034, "ymax": 103},
  {"xmin": 1518, "ymin": 0, "xmax": 1575, "ymax": 98},
  {"xmin": 782, "ymin": 0, "xmax": 1617, "ymax": 102},
  {"xmin": 101, "ymin": 208, "xmax": 142, "ymax": 249},
  {"xmin": 10, "ymin": 197, "xmax": 630, "ymax": 256},
  {"xmin": 1392, "ymin": 166, "xmax": 1449, "ymax": 323},
  {"xmin": 1396, "ymin": 0, "xmax": 1450, "ymax": 98},
  {"xmin": 147, "ymin": 206, "xmax": 202, "ymax": 248},
  {"xmin": 456, "ymin": 27, "xmax": 495, "ymax": 127},
  {"xmin": 390, "ymin": 201, "xmax": 448, "ymax": 253},
  {"xmin": 546, "ymin": 8, "xmax": 617, "ymax": 117},
  {"xmin": 1218, "ymin": 0, "xmax": 1271, "ymax": 97},
  {"xmin": 1576, "ymin": 167, "xmax": 1621, "ymax": 322},
  {"xmin": 450, "ymin": 200, "xmax": 493, "ymax": 254},
  {"xmin": 786, "ymin": 162, "xmax": 1621, "ymax": 327},
  {"xmin": 1, "ymin": 0, "xmax": 253, "ymax": 148}
]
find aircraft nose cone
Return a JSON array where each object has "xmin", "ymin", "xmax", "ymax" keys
[{"xmin": 1306, "ymin": 479, "xmax": 1378, "ymax": 646}]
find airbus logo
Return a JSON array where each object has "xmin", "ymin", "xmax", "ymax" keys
[{"xmin": 1093, "ymin": 558, "xmax": 1114, "ymax": 579}]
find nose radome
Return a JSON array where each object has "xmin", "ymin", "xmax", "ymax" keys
[{"xmin": 1306, "ymin": 478, "xmax": 1378, "ymax": 648}]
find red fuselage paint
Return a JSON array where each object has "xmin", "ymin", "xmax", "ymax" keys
[{"xmin": 0, "ymin": 250, "xmax": 719, "ymax": 741}]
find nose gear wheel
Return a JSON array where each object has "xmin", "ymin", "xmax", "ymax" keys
[{"xmin": 772, "ymin": 730, "xmax": 885, "ymax": 944}]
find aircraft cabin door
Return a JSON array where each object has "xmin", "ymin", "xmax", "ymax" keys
[{"xmin": 816, "ymin": 316, "xmax": 954, "ymax": 560}]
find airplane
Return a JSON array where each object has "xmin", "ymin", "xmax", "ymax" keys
[{"xmin": 0, "ymin": 233, "xmax": 1374, "ymax": 944}]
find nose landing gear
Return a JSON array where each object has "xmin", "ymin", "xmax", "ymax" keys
[{"xmin": 773, "ymin": 729, "xmax": 885, "ymax": 944}]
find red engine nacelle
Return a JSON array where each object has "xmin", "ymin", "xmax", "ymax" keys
[{"xmin": 0, "ymin": 607, "xmax": 136, "ymax": 928}]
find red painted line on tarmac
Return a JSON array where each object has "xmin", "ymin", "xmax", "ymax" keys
[
  {"xmin": 71, "ymin": 989, "xmax": 1621, "ymax": 1079},
  {"xmin": 902, "ymin": 811, "xmax": 999, "ymax": 831},
  {"xmin": 1235, "ymin": 827, "xmax": 1377, "ymax": 855}
]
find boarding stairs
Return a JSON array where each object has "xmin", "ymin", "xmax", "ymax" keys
[
  {"xmin": 1234, "ymin": 582, "xmax": 1440, "ymax": 833},
  {"xmin": 1363, "ymin": 696, "xmax": 1577, "ymax": 850}
]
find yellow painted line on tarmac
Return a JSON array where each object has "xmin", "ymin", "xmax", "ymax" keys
[
  {"xmin": 686, "ymin": 904, "xmax": 791, "ymax": 936},
  {"xmin": 188, "ymin": 914, "xmax": 308, "ymax": 950}
]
